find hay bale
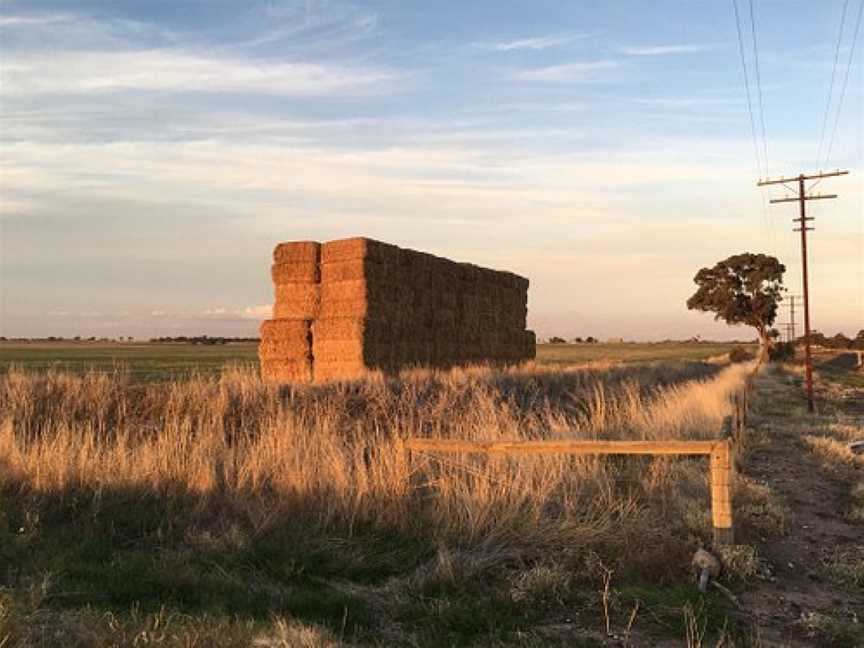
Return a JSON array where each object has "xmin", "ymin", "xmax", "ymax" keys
[
  {"xmin": 321, "ymin": 279, "xmax": 379, "ymax": 303},
  {"xmin": 260, "ymin": 318, "xmax": 310, "ymax": 339},
  {"xmin": 320, "ymin": 259, "xmax": 389, "ymax": 284},
  {"xmin": 263, "ymin": 236, "xmax": 532, "ymax": 378},
  {"xmin": 318, "ymin": 298, "xmax": 389, "ymax": 320},
  {"xmin": 313, "ymin": 317, "xmax": 390, "ymax": 342},
  {"xmin": 433, "ymin": 308, "xmax": 458, "ymax": 330},
  {"xmin": 313, "ymin": 360, "xmax": 369, "ymax": 382},
  {"xmin": 273, "ymin": 284, "xmax": 320, "ymax": 319},
  {"xmin": 259, "ymin": 318, "xmax": 311, "ymax": 361},
  {"xmin": 259, "ymin": 339, "xmax": 312, "ymax": 360},
  {"xmin": 273, "ymin": 241, "xmax": 320, "ymax": 264},
  {"xmin": 321, "ymin": 238, "xmax": 401, "ymax": 264},
  {"xmin": 260, "ymin": 358, "xmax": 314, "ymax": 383},
  {"xmin": 313, "ymin": 338, "xmax": 388, "ymax": 363},
  {"xmin": 271, "ymin": 262, "xmax": 319, "ymax": 284},
  {"xmin": 403, "ymin": 251, "xmax": 433, "ymax": 287},
  {"xmin": 395, "ymin": 341, "xmax": 431, "ymax": 366},
  {"xmin": 523, "ymin": 330, "xmax": 536, "ymax": 359}
]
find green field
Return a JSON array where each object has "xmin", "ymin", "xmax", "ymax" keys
[
  {"xmin": 0, "ymin": 342, "xmax": 259, "ymax": 380},
  {"xmin": 536, "ymin": 341, "xmax": 749, "ymax": 365},
  {"xmin": 0, "ymin": 340, "xmax": 750, "ymax": 380}
]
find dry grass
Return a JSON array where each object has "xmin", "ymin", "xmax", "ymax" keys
[
  {"xmin": 0, "ymin": 361, "xmax": 750, "ymax": 538},
  {"xmin": 0, "ymin": 360, "xmax": 759, "ymax": 645}
]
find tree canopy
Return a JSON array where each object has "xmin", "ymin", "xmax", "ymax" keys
[{"xmin": 686, "ymin": 253, "xmax": 785, "ymax": 355}]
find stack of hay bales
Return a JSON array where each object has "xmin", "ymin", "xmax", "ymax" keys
[
  {"xmin": 259, "ymin": 241, "xmax": 319, "ymax": 382},
  {"xmin": 259, "ymin": 237, "xmax": 535, "ymax": 383}
]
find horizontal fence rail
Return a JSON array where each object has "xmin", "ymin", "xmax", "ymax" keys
[
  {"xmin": 406, "ymin": 435, "xmax": 736, "ymax": 546},
  {"xmin": 406, "ymin": 438, "xmax": 723, "ymax": 456},
  {"xmin": 406, "ymin": 361, "xmax": 763, "ymax": 548}
]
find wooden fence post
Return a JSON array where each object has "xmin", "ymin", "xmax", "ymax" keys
[{"xmin": 710, "ymin": 438, "xmax": 734, "ymax": 546}]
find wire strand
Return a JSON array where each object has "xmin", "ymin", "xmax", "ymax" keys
[
  {"xmin": 749, "ymin": 0, "xmax": 770, "ymax": 176},
  {"xmin": 824, "ymin": 0, "xmax": 864, "ymax": 167},
  {"xmin": 732, "ymin": 0, "xmax": 764, "ymax": 179},
  {"xmin": 816, "ymin": 0, "xmax": 851, "ymax": 168}
]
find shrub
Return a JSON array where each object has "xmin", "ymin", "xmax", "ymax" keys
[
  {"xmin": 728, "ymin": 346, "xmax": 755, "ymax": 363},
  {"xmin": 769, "ymin": 342, "xmax": 795, "ymax": 362}
]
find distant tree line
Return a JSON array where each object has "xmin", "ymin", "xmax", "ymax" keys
[
  {"xmin": 0, "ymin": 335, "xmax": 259, "ymax": 344},
  {"xmin": 148, "ymin": 336, "xmax": 259, "ymax": 345},
  {"xmin": 0, "ymin": 336, "xmax": 130, "ymax": 342},
  {"xmin": 804, "ymin": 330, "xmax": 864, "ymax": 350}
]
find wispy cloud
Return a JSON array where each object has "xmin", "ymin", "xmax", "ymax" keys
[
  {"xmin": 0, "ymin": 13, "xmax": 70, "ymax": 27},
  {"xmin": 201, "ymin": 305, "xmax": 272, "ymax": 320},
  {"xmin": 2, "ymin": 50, "xmax": 402, "ymax": 97},
  {"xmin": 515, "ymin": 60, "xmax": 619, "ymax": 82},
  {"xmin": 620, "ymin": 44, "xmax": 710, "ymax": 56},
  {"xmin": 492, "ymin": 102, "xmax": 588, "ymax": 113},
  {"xmin": 634, "ymin": 97, "xmax": 740, "ymax": 108},
  {"xmin": 472, "ymin": 33, "xmax": 589, "ymax": 52}
]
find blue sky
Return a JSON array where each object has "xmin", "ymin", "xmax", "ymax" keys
[{"xmin": 1, "ymin": 0, "xmax": 861, "ymax": 340}]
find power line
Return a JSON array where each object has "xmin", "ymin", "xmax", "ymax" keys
[
  {"xmin": 748, "ymin": 0, "xmax": 769, "ymax": 175},
  {"xmin": 732, "ymin": 0, "xmax": 764, "ymax": 177},
  {"xmin": 733, "ymin": 0, "xmax": 774, "ymax": 254},
  {"xmin": 824, "ymin": 0, "xmax": 864, "ymax": 167},
  {"xmin": 816, "ymin": 0, "xmax": 851, "ymax": 168}
]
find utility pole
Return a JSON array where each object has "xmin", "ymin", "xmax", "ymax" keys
[
  {"xmin": 786, "ymin": 294, "xmax": 802, "ymax": 342},
  {"xmin": 758, "ymin": 170, "xmax": 849, "ymax": 413}
]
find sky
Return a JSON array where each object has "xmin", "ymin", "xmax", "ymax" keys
[{"xmin": 1, "ymin": 0, "xmax": 862, "ymax": 341}]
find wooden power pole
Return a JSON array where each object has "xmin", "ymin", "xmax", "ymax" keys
[
  {"xmin": 757, "ymin": 170, "xmax": 849, "ymax": 413},
  {"xmin": 787, "ymin": 294, "xmax": 802, "ymax": 342}
]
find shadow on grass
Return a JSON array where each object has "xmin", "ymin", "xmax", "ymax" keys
[{"xmin": 0, "ymin": 479, "xmax": 436, "ymax": 640}]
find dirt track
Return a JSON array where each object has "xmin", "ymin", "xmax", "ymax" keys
[{"xmin": 738, "ymin": 369, "xmax": 864, "ymax": 647}]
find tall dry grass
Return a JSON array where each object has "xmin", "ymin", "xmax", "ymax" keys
[{"xmin": 0, "ymin": 360, "xmax": 752, "ymax": 563}]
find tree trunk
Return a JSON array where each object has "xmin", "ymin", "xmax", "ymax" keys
[{"xmin": 757, "ymin": 329, "xmax": 772, "ymax": 363}]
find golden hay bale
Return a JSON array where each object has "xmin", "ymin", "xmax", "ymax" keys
[
  {"xmin": 318, "ymin": 298, "xmax": 389, "ymax": 320},
  {"xmin": 312, "ymin": 317, "xmax": 390, "ymax": 342},
  {"xmin": 273, "ymin": 284, "xmax": 320, "ymax": 319},
  {"xmin": 312, "ymin": 338, "xmax": 386, "ymax": 363},
  {"xmin": 313, "ymin": 360, "xmax": 370, "ymax": 382},
  {"xmin": 271, "ymin": 262, "xmax": 319, "ymax": 285},
  {"xmin": 320, "ymin": 279, "xmax": 384, "ymax": 303},
  {"xmin": 320, "ymin": 238, "xmax": 400, "ymax": 264},
  {"xmin": 259, "ymin": 318, "xmax": 311, "ymax": 361},
  {"xmin": 259, "ymin": 339, "xmax": 312, "ymax": 360},
  {"xmin": 320, "ymin": 259, "xmax": 390, "ymax": 284},
  {"xmin": 260, "ymin": 358, "xmax": 313, "ymax": 383},
  {"xmin": 273, "ymin": 241, "xmax": 320, "ymax": 264},
  {"xmin": 259, "ymin": 318, "xmax": 310, "ymax": 339}
]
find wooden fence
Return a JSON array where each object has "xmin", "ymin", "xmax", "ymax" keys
[{"xmin": 406, "ymin": 361, "xmax": 761, "ymax": 547}]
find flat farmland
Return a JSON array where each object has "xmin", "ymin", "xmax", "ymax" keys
[
  {"xmin": 0, "ymin": 340, "xmax": 750, "ymax": 379},
  {"xmin": 0, "ymin": 342, "xmax": 259, "ymax": 379},
  {"xmin": 536, "ymin": 341, "xmax": 751, "ymax": 365}
]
